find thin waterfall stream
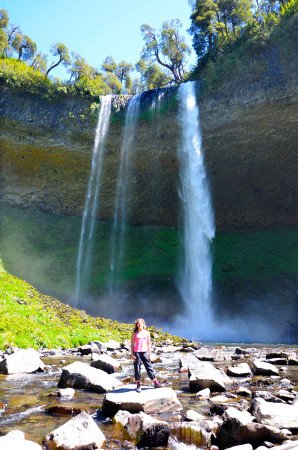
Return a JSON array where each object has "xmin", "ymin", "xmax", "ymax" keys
[
  {"xmin": 75, "ymin": 95, "xmax": 112, "ymax": 305},
  {"xmin": 177, "ymin": 81, "xmax": 216, "ymax": 337},
  {"xmin": 108, "ymin": 94, "xmax": 141, "ymax": 296}
]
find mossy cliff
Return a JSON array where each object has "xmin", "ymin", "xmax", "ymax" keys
[{"xmin": 0, "ymin": 16, "xmax": 297, "ymax": 231}]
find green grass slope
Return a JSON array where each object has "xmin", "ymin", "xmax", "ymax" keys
[{"xmin": 0, "ymin": 261, "xmax": 184, "ymax": 350}]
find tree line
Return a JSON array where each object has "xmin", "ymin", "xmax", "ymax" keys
[
  {"xmin": 0, "ymin": 0, "xmax": 296, "ymax": 98},
  {"xmin": 0, "ymin": 9, "xmax": 191, "ymax": 96},
  {"xmin": 188, "ymin": 0, "xmax": 297, "ymax": 68}
]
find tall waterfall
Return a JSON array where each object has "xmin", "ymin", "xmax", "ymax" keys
[
  {"xmin": 109, "ymin": 95, "xmax": 141, "ymax": 295},
  {"xmin": 75, "ymin": 95, "xmax": 112, "ymax": 304},
  {"xmin": 177, "ymin": 82, "xmax": 215, "ymax": 336}
]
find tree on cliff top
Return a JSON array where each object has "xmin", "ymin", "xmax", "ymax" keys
[
  {"xmin": 11, "ymin": 33, "xmax": 37, "ymax": 61},
  {"xmin": 136, "ymin": 58, "xmax": 172, "ymax": 90},
  {"xmin": 46, "ymin": 42, "xmax": 70, "ymax": 78},
  {"xmin": 101, "ymin": 56, "xmax": 133, "ymax": 93},
  {"xmin": 140, "ymin": 19, "xmax": 191, "ymax": 84}
]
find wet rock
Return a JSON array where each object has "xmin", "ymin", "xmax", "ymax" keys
[
  {"xmin": 78, "ymin": 342, "xmax": 100, "ymax": 355},
  {"xmin": 45, "ymin": 405, "xmax": 82, "ymax": 417},
  {"xmin": 102, "ymin": 385, "xmax": 182, "ymax": 418},
  {"xmin": 179, "ymin": 354, "xmax": 201, "ymax": 372},
  {"xmin": 90, "ymin": 353, "xmax": 122, "ymax": 374},
  {"xmin": 223, "ymin": 407, "xmax": 255, "ymax": 425},
  {"xmin": 150, "ymin": 354, "xmax": 162, "ymax": 363},
  {"xmin": 0, "ymin": 430, "xmax": 42, "ymax": 449},
  {"xmin": 227, "ymin": 363, "xmax": 252, "ymax": 377},
  {"xmin": 188, "ymin": 361, "xmax": 233, "ymax": 392},
  {"xmin": 185, "ymin": 409, "xmax": 206, "ymax": 421},
  {"xmin": 57, "ymin": 388, "xmax": 75, "ymax": 398},
  {"xmin": 92, "ymin": 341, "xmax": 108, "ymax": 353},
  {"xmin": 252, "ymin": 360, "xmax": 279, "ymax": 376},
  {"xmin": 217, "ymin": 416, "xmax": 287, "ymax": 448},
  {"xmin": 0, "ymin": 348, "xmax": 45, "ymax": 374},
  {"xmin": 170, "ymin": 421, "xmax": 213, "ymax": 447},
  {"xmin": 195, "ymin": 387, "xmax": 211, "ymax": 399},
  {"xmin": 253, "ymin": 391, "xmax": 284, "ymax": 403},
  {"xmin": 235, "ymin": 348, "xmax": 252, "ymax": 356},
  {"xmin": 237, "ymin": 388, "xmax": 252, "ymax": 398},
  {"xmin": 156, "ymin": 345, "xmax": 180, "ymax": 353},
  {"xmin": 194, "ymin": 347, "xmax": 227, "ymax": 362},
  {"xmin": 45, "ymin": 410, "xmax": 105, "ymax": 449},
  {"xmin": 104, "ymin": 340, "xmax": 121, "ymax": 351},
  {"xmin": 265, "ymin": 358, "xmax": 288, "ymax": 365},
  {"xmin": 251, "ymin": 398, "xmax": 298, "ymax": 430},
  {"xmin": 266, "ymin": 352, "xmax": 288, "ymax": 360},
  {"xmin": 57, "ymin": 361, "xmax": 123, "ymax": 393},
  {"xmin": 113, "ymin": 410, "xmax": 169, "ymax": 447}
]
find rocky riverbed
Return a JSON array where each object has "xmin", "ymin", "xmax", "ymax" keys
[{"xmin": 0, "ymin": 340, "xmax": 297, "ymax": 449}]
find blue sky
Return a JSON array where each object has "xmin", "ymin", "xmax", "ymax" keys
[{"xmin": 1, "ymin": 0, "xmax": 196, "ymax": 80}]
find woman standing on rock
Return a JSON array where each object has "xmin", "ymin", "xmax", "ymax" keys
[{"xmin": 131, "ymin": 318, "xmax": 161, "ymax": 392}]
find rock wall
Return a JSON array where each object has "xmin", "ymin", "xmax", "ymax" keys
[{"xmin": 0, "ymin": 39, "xmax": 297, "ymax": 231}]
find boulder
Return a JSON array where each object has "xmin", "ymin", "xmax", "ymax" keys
[
  {"xmin": 252, "ymin": 360, "xmax": 279, "ymax": 376},
  {"xmin": 57, "ymin": 361, "xmax": 123, "ymax": 393},
  {"xmin": 0, "ymin": 348, "xmax": 45, "ymax": 374},
  {"xmin": 102, "ymin": 385, "xmax": 182, "ymax": 418},
  {"xmin": 185, "ymin": 409, "xmax": 206, "ymax": 421},
  {"xmin": 217, "ymin": 417, "xmax": 287, "ymax": 448},
  {"xmin": 253, "ymin": 391, "xmax": 284, "ymax": 403},
  {"xmin": 223, "ymin": 407, "xmax": 255, "ymax": 425},
  {"xmin": 179, "ymin": 354, "xmax": 201, "ymax": 372},
  {"xmin": 195, "ymin": 387, "xmax": 211, "ymax": 399},
  {"xmin": 251, "ymin": 398, "xmax": 298, "ymax": 430},
  {"xmin": 188, "ymin": 362, "xmax": 233, "ymax": 392},
  {"xmin": 45, "ymin": 411, "xmax": 105, "ymax": 449},
  {"xmin": 57, "ymin": 388, "xmax": 75, "ymax": 398},
  {"xmin": 266, "ymin": 352, "xmax": 288, "ymax": 360},
  {"xmin": 276, "ymin": 390, "xmax": 295, "ymax": 402},
  {"xmin": 169, "ymin": 422, "xmax": 212, "ymax": 447},
  {"xmin": 78, "ymin": 342, "xmax": 100, "ymax": 355},
  {"xmin": 103, "ymin": 340, "xmax": 121, "ymax": 351},
  {"xmin": 90, "ymin": 353, "xmax": 122, "ymax": 374},
  {"xmin": 0, "ymin": 430, "xmax": 42, "ymax": 450},
  {"xmin": 227, "ymin": 363, "xmax": 252, "ymax": 377},
  {"xmin": 237, "ymin": 388, "xmax": 252, "ymax": 398},
  {"xmin": 194, "ymin": 347, "xmax": 227, "ymax": 362},
  {"xmin": 113, "ymin": 410, "xmax": 169, "ymax": 447}
]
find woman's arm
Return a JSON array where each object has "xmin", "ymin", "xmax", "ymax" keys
[
  {"xmin": 147, "ymin": 331, "xmax": 151, "ymax": 355},
  {"xmin": 131, "ymin": 332, "xmax": 136, "ymax": 359}
]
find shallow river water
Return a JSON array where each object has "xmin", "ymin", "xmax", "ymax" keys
[{"xmin": 0, "ymin": 346, "xmax": 297, "ymax": 449}]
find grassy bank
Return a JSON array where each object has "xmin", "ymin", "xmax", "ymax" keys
[{"xmin": 0, "ymin": 261, "xmax": 184, "ymax": 351}]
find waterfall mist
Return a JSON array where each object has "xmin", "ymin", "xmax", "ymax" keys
[
  {"xmin": 75, "ymin": 95, "xmax": 112, "ymax": 305},
  {"xmin": 176, "ymin": 81, "xmax": 216, "ymax": 339}
]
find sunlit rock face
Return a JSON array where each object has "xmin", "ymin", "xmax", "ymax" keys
[{"xmin": 0, "ymin": 40, "xmax": 297, "ymax": 231}]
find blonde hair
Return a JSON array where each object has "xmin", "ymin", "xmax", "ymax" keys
[{"xmin": 133, "ymin": 318, "xmax": 146, "ymax": 333}]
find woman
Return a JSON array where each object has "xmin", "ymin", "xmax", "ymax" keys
[{"xmin": 131, "ymin": 318, "xmax": 161, "ymax": 392}]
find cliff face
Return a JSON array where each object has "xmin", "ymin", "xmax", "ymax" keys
[{"xmin": 0, "ymin": 33, "xmax": 297, "ymax": 231}]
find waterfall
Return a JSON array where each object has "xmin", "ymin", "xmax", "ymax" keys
[
  {"xmin": 75, "ymin": 95, "xmax": 112, "ymax": 305},
  {"xmin": 177, "ymin": 81, "xmax": 215, "ymax": 336},
  {"xmin": 108, "ymin": 95, "xmax": 141, "ymax": 295}
]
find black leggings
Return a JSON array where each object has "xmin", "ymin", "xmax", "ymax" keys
[{"xmin": 134, "ymin": 352, "xmax": 156, "ymax": 381}]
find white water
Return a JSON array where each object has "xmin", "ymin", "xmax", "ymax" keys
[
  {"xmin": 74, "ymin": 95, "xmax": 112, "ymax": 304},
  {"xmin": 177, "ymin": 81, "xmax": 215, "ymax": 338},
  {"xmin": 108, "ymin": 95, "xmax": 141, "ymax": 295}
]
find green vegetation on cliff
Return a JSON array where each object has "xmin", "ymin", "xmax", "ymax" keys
[{"xmin": 189, "ymin": 0, "xmax": 298, "ymax": 90}]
